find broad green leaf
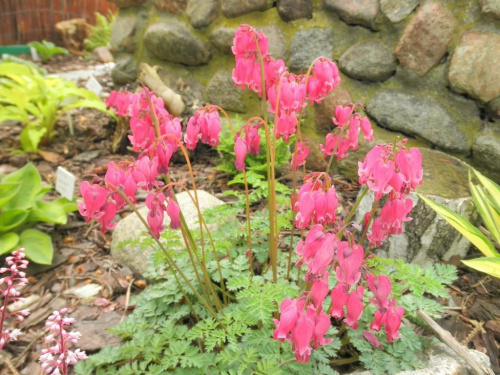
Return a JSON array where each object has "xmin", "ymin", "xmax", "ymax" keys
[
  {"xmin": 472, "ymin": 169, "xmax": 500, "ymax": 214},
  {"xmin": 0, "ymin": 182, "xmax": 21, "ymax": 209},
  {"xmin": 0, "ymin": 105, "xmax": 30, "ymax": 124},
  {"xmin": 19, "ymin": 229, "xmax": 53, "ymax": 265},
  {"xmin": 19, "ymin": 124, "xmax": 46, "ymax": 152},
  {"xmin": 0, "ymin": 233, "xmax": 20, "ymax": 256},
  {"xmin": 462, "ymin": 257, "xmax": 500, "ymax": 279},
  {"xmin": 0, "ymin": 62, "xmax": 38, "ymax": 78},
  {"xmin": 419, "ymin": 194, "xmax": 499, "ymax": 258},
  {"xmin": 2, "ymin": 163, "xmax": 42, "ymax": 210},
  {"xmin": 26, "ymin": 200, "xmax": 68, "ymax": 225},
  {"xmin": 0, "ymin": 209, "xmax": 29, "ymax": 232},
  {"xmin": 469, "ymin": 176, "xmax": 500, "ymax": 245}
]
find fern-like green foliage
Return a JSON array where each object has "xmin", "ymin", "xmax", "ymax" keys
[
  {"xmin": 76, "ymin": 192, "xmax": 457, "ymax": 375},
  {"xmin": 84, "ymin": 12, "xmax": 116, "ymax": 52}
]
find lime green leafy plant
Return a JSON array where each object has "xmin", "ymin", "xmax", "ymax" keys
[
  {"xmin": 0, "ymin": 164, "xmax": 77, "ymax": 264},
  {"xmin": 420, "ymin": 168, "xmax": 500, "ymax": 278},
  {"xmin": 84, "ymin": 11, "xmax": 116, "ymax": 52},
  {"xmin": 0, "ymin": 62, "xmax": 115, "ymax": 152},
  {"xmin": 27, "ymin": 40, "xmax": 68, "ymax": 63}
]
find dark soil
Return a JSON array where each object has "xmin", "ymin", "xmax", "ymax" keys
[{"xmin": 0, "ymin": 54, "xmax": 498, "ymax": 375}]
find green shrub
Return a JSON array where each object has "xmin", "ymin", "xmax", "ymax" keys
[{"xmin": 84, "ymin": 12, "xmax": 116, "ymax": 52}]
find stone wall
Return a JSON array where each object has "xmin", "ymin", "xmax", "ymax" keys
[{"xmin": 108, "ymin": 0, "xmax": 500, "ymax": 181}]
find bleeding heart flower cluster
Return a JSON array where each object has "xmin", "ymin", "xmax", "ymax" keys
[
  {"xmin": 39, "ymin": 308, "xmax": 87, "ymax": 375},
  {"xmin": 80, "ymin": 89, "xmax": 227, "ymax": 238},
  {"xmin": 231, "ymin": 25, "xmax": 340, "ymax": 167},
  {"xmin": 358, "ymin": 140, "xmax": 423, "ymax": 247},
  {"xmin": 0, "ymin": 248, "xmax": 30, "ymax": 349},
  {"xmin": 320, "ymin": 104, "xmax": 373, "ymax": 161},
  {"xmin": 273, "ymin": 139, "xmax": 419, "ymax": 362},
  {"xmin": 234, "ymin": 123, "xmax": 261, "ymax": 172}
]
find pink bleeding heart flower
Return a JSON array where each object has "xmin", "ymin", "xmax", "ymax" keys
[
  {"xmin": 385, "ymin": 305, "xmax": 404, "ymax": 343},
  {"xmin": 307, "ymin": 58, "xmax": 341, "ymax": 103},
  {"xmin": 291, "ymin": 310, "xmax": 314, "ymax": 363},
  {"xmin": 273, "ymin": 298, "xmax": 304, "ymax": 342},
  {"xmin": 325, "ymin": 186, "xmax": 338, "ymax": 224},
  {"xmin": 336, "ymin": 243, "xmax": 364, "ymax": 286},
  {"xmin": 330, "ymin": 283, "xmax": 349, "ymax": 319},
  {"xmin": 146, "ymin": 192, "xmax": 165, "ymax": 239},
  {"xmin": 363, "ymin": 331, "xmax": 383, "ymax": 349},
  {"xmin": 133, "ymin": 156, "xmax": 160, "ymax": 191},
  {"xmin": 313, "ymin": 311, "xmax": 333, "ymax": 349},
  {"xmin": 311, "ymin": 272, "xmax": 329, "ymax": 310},
  {"xmin": 96, "ymin": 201, "xmax": 117, "ymax": 233},
  {"xmin": 105, "ymin": 162, "xmax": 137, "ymax": 209},
  {"xmin": 234, "ymin": 136, "xmax": 248, "ymax": 172},
  {"xmin": 396, "ymin": 147, "xmax": 423, "ymax": 191},
  {"xmin": 345, "ymin": 285, "xmax": 364, "ymax": 330},
  {"xmin": 245, "ymin": 124, "xmax": 261, "ymax": 155},
  {"xmin": 370, "ymin": 308, "xmax": 387, "ymax": 332},
  {"xmin": 78, "ymin": 181, "xmax": 108, "ymax": 223},
  {"xmin": 361, "ymin": 117, "xmax": 373, "ymax": 142},
  {"xmin": 291, "ymin": 142, "xmax": 309, "ymax": 171},
  {"xmin": 333, "ymin": 105, "xmax": 353, "ymax": 128},
  {"xmin": 367, "ymin": 274, "xmax": 392, "ymax": 310},
  {"xmin": 184, "ymin": 115, "xmax": 200, "ymax": 150},
  {"xmin": 295, "ymin": 191, "xmax": 315, "ymax": 230},
  {"xmin": 199, "ymin": 107, "xmax": 222, "ymax": 147},
  {"xmin": 166, "ymin": 198, "xmax": 181, "ymax": 229}
]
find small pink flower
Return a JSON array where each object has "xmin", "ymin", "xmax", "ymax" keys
[
  {"xmin": 363, "ymin": 331, "xmax": 383, "ymax": 349},
  {"xmin": 96, "ymin": 201, "xmax": 117, "ymax": 233},
  {"xmin": 313, "ymin": 311, "xmax": 333, "ymax": 349},
  {"xmin": 133, "ymin": 156, "xmax": 160, "ymax": 191},
  {"xmin": 361, "ymin": 117, "xmax": 373, "ymax": 142},
  {"xmin": 385, "ymin": 305, "xmax": 404, "ymax": 343},
  {"xmin": 336, "ymin": 243, "xmax": 364, "ymax": 286},
  {"xmin": 166, "ymin": 199, "xmax": 181, "ymax": 229},
  {"xmin": 292, "ymin": 310, "xmax": 314, "ymax": 363},
  {"xmin": 333, "ymin": 105, "xmax": 353, "ymax": 128},
  {"xmin": 244, "ymin": 124, "xmax": 261, "ymax": 155},
  {"xmin": 291, "ymin": 142, "xmax": 309, "ymax": 171},
  {"xmin": 78, "ymin": 182, "xmax": 108, "ymax": 223},
  {"xmin": 184, "ymin": 115, "xmax": 200, "ymax": 150},
  {"xmin": 199, "ymin": 108, "xmax": 221, "ymax": 147},
  {"xmin": 273, "ymin": 298, "xmax": 304, "ymax": 341},
  {"xmin": 307, "ymin": 58, "xmax": 341, "ymax": 103},
  {"xmin": 330, "ymin": 283, "xmax": 349, "ymax": 319},
  {"xmin": 234, "ymin": 137, "xmax": 248, "ymax": 172},
  {"xmin": 396, "ymin": 147, "xmax": 423, "ymax": 191},
  {"xmin": 367, "ymin": 274, "xmax": 392, "ymax": 309},
  {"xmin": 295, "ymin": 192, "xmax": 315, "ymax": 230},
  {"xmin": 311, "ymin": 272, "xmax": 329, "ymax": 310},
  {"xmin": 345, "ymin": 285, "xmax": 364, "ymax": 330},
  {"xmin": 146, "ymin": 192, "xmax": 166, "ymax": 238},
  {"xmin": 275, "ymin": 113, "xmax": 298, "ymax": 142}
]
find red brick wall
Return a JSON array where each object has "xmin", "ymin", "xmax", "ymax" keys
[{"xmin": 0, "ymin": 0, "xmax": 117, "ymax": 45}]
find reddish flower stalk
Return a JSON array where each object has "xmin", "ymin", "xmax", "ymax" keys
[
  {"xmin": 0, "ymin": 248, "xmax": 30, "ymax": 349},
  {"xmin": 39, "ymin": 308, "xmax": 87, "ymax": 375}
]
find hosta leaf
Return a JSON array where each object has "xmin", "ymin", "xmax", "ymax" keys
[
  {"xmin": 19, "ymin": 229, "xmax": 53, "ymax": 265},
  {"xmin": 462, "ymin": 257, "xmax": 500, "ymax": 279},
  {"xmin": 0, "ymin": 182, "xmax": 21, "ymax": 209},
  {"xmin": 0, "ymin": 233, "xmax": 20, "ymax": 255},
  {"xmin": 0, "ymin": 209, "xmax": 29, "ymax": 232},
  {"xmin": 19, "ymin": 125, "xmax": 46, "ymax": 152},
  {"xmin": 2, "ymin": 163, "xmax": 42, "ymax": 209},
  {"xmin": 419, "ymin": 194, "xmax": 499, "ymax": 258},
  {"xmin": 27, "ymin": 200, "xmax": 68, "ymax": 225}
]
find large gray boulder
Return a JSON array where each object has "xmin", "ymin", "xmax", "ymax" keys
[
  {"xmin": 144, "ymin": 22, "xmax": 211, "ymax": 65},
  {"xmin": 448, "ymin": 31, "xmax": 500, "ymax": 103},
  {"xmin": 289, "ymin": 28, "xmax": 334, "ymax": 71},
  {"xmin": 221, "ymin": 0, "xmax": 273, "ymax": 18},
  {"xmin": 186, "ymin": 0, "xmax": 218, "ymax": 29},
  {"xmin": 109, "ymin": 13, "xmax": 137, "ymax": 53},
  {"xmin": 472, "ymin": 132, "xmax": 500, "ymax": 183},
  {"xmin": 277, "ymin": 0, "xmax": 313, "ymax": 21},
  {"xmin": 354, "ymin": 148, "xmax": 477, "ymax": 266},
  {"xmin": 395, "ymin": 2, "xmax": 456, "ymax": 76},
  {"xmin": 111, "ymin": 53, "xmax": 138, "ymax": 85},
  {"xmin": 351, "ymin": 343, "xmax": 491, "ymax": 375},
  {"xmin": 323, "ymin": 0, "xmax": 380, "ymax": 29},
  {"xmin": 206, "ymin": 71, "xmax": 247, "ymax": 113},
  {"xmin": 110, "ymin": 191, "xmax": 225, "ymax": 277},
  {"xmin": 380, "ymin": 0, "xmax": 419, "ymax": 23},
  {"xmin": 366, "ymin": 90, "xmax": 468, "ymax": 153},
  {"xmin": 339, "ymin": 41, "xmax": 397, "ymax": 82}
]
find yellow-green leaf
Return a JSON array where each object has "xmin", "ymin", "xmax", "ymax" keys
[
  {"xmin": 419, "ymin": 194, "xmax": 499, "ymax": 258},
  {"xmin": 469, "ymin": 177, "xmax": 500, "ymax": 245},
  {"xmin": 462, "ymin": 257, "xmax": 500, "ymax": 279}
]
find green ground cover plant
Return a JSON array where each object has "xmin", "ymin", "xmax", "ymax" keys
[
  {"xmin": 84, "ymin": 12, "xmax": 116, "ymax": 52},
  {"xmin": 0, "ymin": 61, "xmax": 114, "ymax": 152},
  {"xmin": 27, "ymin": 40, "xmax": 68, "ymax": 63},
  {"xmin": 0, "ymin": 163, "xmax": 77, "ymax": 264},
  {"xmin": 74, "ymin": 25, "xmax": 458, "ymax": 374}
]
